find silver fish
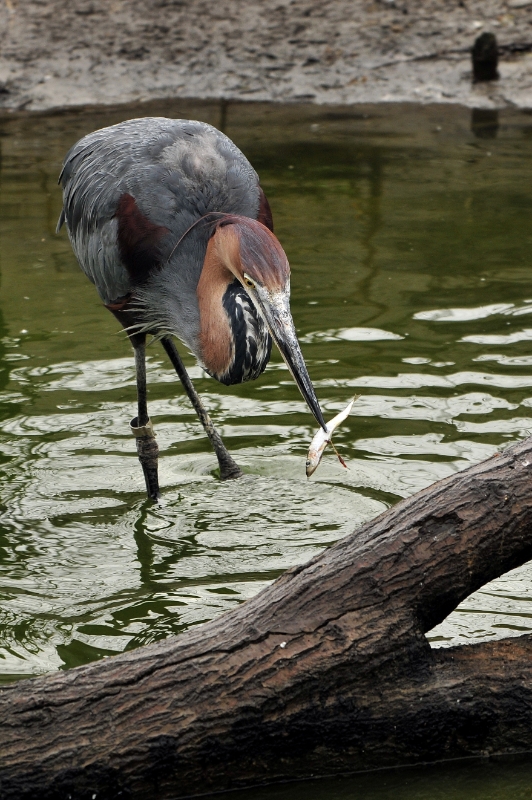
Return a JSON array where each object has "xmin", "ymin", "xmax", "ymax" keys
[{"xmin": 306, "ymin": 397, "xmax": 357, "ymax": 477}]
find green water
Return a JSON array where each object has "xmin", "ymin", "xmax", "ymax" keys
[
  {"xmin": 225, "ymin": 757, "xmax": 532, "ymax": 800},
  {"xmin": 0, "ymin": 102, "xmax": 531, "ymax": 693}
]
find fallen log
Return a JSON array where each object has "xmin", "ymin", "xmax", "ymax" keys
[{"xmin": 2, "ymin": 436, "xmax": 532, "ymax": 799}]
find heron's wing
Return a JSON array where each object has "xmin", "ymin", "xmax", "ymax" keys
[
  {"xmin": 58, "ymin": 135, "xmax": 133, "ymax": 305},
  {"xmin": 257, "ymin": 187, "xmax": 274, "ymax": 232}
]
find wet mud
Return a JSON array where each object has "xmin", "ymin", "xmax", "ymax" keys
[{"xmin": 0, "ymin": 0, "xmax": 531, "ymax": 112}]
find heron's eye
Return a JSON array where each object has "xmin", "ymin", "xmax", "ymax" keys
[
  {"xmin": 305, "ymin": 460, "xmax": 311, "ymax": 467},
  {"xmin": 243, "ymin": 274, "xmax": 255, "ymax": 289}
]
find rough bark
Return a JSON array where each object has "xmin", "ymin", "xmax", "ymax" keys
[{"xmin": 2, "ymin": 436, "xmax": 532, "ymax": 799}]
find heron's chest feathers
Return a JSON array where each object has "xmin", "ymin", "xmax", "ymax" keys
[
  {"xmin": 221, "ymin": 282, "xmax": 272, "ymax": 385},
  {"xmin": 197, "ymin": 259, "xmax": 271, "ymax": 386}
]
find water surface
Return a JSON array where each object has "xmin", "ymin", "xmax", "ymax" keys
[
  {"xmin": 223, "ymin": 757, "xmax": 532, "ymax": 800},
  {"xmin": 0, "ymin": 101, "xmax": 532, "ymax": 685}
]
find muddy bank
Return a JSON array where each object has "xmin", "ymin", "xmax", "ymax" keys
[{"xmin": 0, "ymin": 1, "xmax": 531, "ymax": 113}]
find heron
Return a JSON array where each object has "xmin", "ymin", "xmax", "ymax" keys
[{"xmin": 57, "ymin": 117, "xmax": 327, "ymax": 501}]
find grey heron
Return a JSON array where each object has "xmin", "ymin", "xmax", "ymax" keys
[{"xmin": 57, "ymin": 117, "xmax": 326, "ymax": 500}]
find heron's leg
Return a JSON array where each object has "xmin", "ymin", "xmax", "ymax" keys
[
  {"xmin": 161, "ymin": 336, "xmax": 242, "ymax": 481},
  {"xmin": 131, "ymin": 338, "xmax": 161, "ymax": 501}
]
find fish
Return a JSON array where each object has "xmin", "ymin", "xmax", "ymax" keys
[{"xmin": 306, "ymin": 397, "xmax": 357, "ymax": 477}]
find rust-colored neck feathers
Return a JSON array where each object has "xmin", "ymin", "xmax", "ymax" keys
[{"xmin": 196, "ymin": 233, "xmax": 235, "ymax": 379}]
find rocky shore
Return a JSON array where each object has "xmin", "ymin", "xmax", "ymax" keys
[{"xmin": 0, "ymin": 0, "xmax": 531, "ymax": 112}]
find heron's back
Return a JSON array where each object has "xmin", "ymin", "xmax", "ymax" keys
[{"xmin": 57, "ymin": 117, "xmax": 261, "ymax": 306}]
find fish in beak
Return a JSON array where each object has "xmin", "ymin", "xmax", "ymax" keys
[{"xmin": 306, "ymin": 397, "xmax": 356, "ymax": 476}]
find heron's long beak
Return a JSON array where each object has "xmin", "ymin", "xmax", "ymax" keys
[{"xmin": 254, "ymin": 288, "xmax": 327, "ymax": 431}]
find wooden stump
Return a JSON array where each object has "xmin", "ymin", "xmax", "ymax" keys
[{"xmin": 2, "ymin": 436, "xmax": 532, "ymax": 799}]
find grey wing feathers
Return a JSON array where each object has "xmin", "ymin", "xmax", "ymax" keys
[
  {"xmin": 57, "ymin": 117, "xmax": 261, "ymax": 306},
  {"xmin": 57, "ymin": 133, "xmax": 133, "ymax": 304}
]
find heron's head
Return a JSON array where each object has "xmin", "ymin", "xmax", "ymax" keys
[{"xmin": 199, "ymin": 217, "xmax": 326, "ymax": 430}]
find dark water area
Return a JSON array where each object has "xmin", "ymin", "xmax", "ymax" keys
[
  {"xmin": 0, "ymin": 99, "xmax": 532, "ymax": 694},
  {"xmin": 224, "ymin": 757, "xmax": 532, "ymax": 800}
]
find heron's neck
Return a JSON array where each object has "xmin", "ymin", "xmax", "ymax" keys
[{"xmin": 196, "ymin": 236, "xmax": 235, "ymax": 378}]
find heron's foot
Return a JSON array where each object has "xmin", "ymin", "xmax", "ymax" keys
[
  {"xmin": 217, "ymin": 453, "xmax": 243, "ymax": 481},
  {"xmin": 131, "ymin": 417, "xmax": 161, "ymax": 501},
  {"xmin": 209, "ymin": 428, "xmax": 242, "ymax": 480}
]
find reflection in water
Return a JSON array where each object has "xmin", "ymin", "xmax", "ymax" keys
[
  {"xmin": 0, "ymin": 102, "xmax": 532, "ymax": 689},
  {"xmin": 219, "ymin": 98, "xmax": 228, "ymax": 134},
  {"xmin": 471, "ymin": 107, "xmax": 499, "ymax": 139},
  {"xmin": 224, "ymin": 757, "xmax": 532, "ymax": 800},
  {"xmin": 357, "ymin": 148, "xmax": 386, "ymax": 325}
]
